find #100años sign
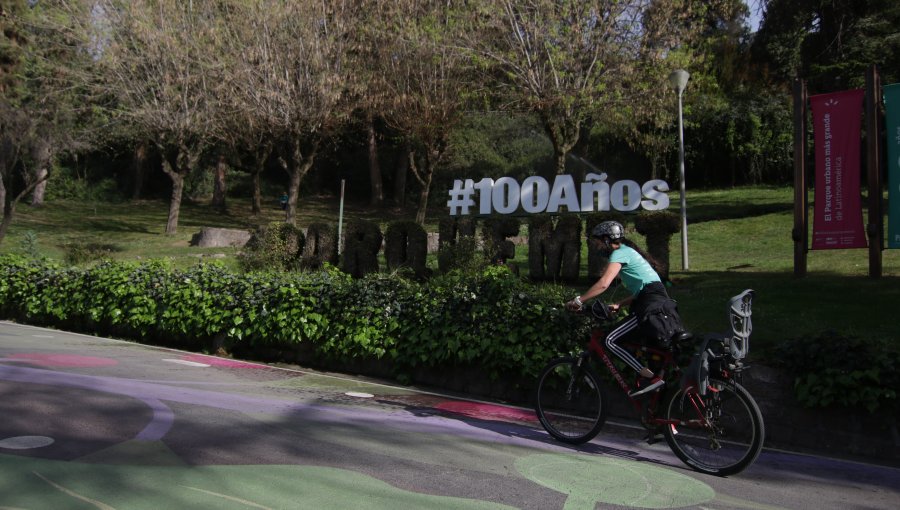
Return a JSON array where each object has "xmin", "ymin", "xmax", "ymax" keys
[{"xmin": 447, "ymin": 173, "xmax": 670, "ymax": 216}]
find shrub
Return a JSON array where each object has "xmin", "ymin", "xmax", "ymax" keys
[
  {"xmin": 62, "ymin": 242, "xmax": 122, "ymax": 265},
  {"xmin": 437, "ymin": 217, "xmax": 477, "ymax": 272},
  {"xmin": 0, "ymin": 256, "xmax": 587, "ymax": 382},
  {"xmin": 481, "ymin": 217, "xmax": 519, "ymax": 265},
  {"xmin": 773, "ymin": 332, "xmax": 899, "ymax": 414},
  {"xmin": 238, "ymin": 222, "xmax": 305, "ymax": 272},
  {"xmin": 634, "ymin": 211, "xmax": 680, "ymax": 279},
  {"xmin": 527, "ymin": 216, "xmax": 581, "ymax": 282},
  {"xmin": 302, "ymin": 223, "xmax": 338, "ymax": 269},
  {"xmin": 384, "ymin": 220, "xmax": 428, "ymax": 278},
  {"xmin": 340, "ymin": 219, "xmax": 382, "ymax": 278}
]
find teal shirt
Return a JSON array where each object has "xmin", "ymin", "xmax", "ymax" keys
[{"xmin": 609, "ymin": 245, "xmax": 660, "ymax": 296}]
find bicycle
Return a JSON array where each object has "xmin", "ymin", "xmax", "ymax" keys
[{"xmin": 534, "ymin": 289, "xmax": 764, "ymax": 476}]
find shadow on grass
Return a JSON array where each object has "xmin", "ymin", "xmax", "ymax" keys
[
  {"xmin": 668, "ymin": 270, "xmax": 900, "ymax": 351},
  {"xmin": 689, "ymin": 202, "xmax": 794, "ymax": 223}
]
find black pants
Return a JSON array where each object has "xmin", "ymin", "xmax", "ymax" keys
[{"xmin": 604, "ymin": 282, "xmax": 669, "ymax": 373}]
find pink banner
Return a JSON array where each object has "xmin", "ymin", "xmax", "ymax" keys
[{"xmin": 810, "ymin": 89, "xmax": 867, "ymax": 250}]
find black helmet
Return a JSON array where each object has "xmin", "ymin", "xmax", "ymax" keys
[{"xmin": 591, "ymin": 221, "xmax": 625, "ymax": 241}]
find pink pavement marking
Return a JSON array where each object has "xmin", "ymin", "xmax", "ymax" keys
[
  {"xmin": 435, "ymin": 401, "xmax": 538, "ymax": 423},
  {"xmin": 4, "ymin": 353, "xmax": 118, "ymax": 368},
  {"xmin": 180, "ymin": 354, "xmax": 265, "ymax": 368}
]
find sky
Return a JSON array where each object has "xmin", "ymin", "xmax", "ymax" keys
[{"xmin": 746, "ymin": 0, "xmax": 764, "ymax": 32}]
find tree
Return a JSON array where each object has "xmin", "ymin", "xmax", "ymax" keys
[
  {"xmin": 468, "ymin": 0, "xmax": 712, "ymax": 175},
  {"xmin": 217, "ymin": 0, "xmax": 354, "ymax": 225},
  {"xmin": 95, "ymin": 0, "xmax": 227, "ymax": 234},
  {"xmin": 754, "ymin": 0, "xmax": 900, "ymax": 90},
  {"xmin": 0, "ymin": 0, "xmax": 93, "ymax": 244},
  {"xmin": 378, "ymin": 1, "xmax": 475, "ymax": 224}
]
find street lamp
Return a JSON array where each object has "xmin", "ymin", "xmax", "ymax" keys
[{"xmin": 668, "ymin": 69, "xmax": 690, "ymax": 271}]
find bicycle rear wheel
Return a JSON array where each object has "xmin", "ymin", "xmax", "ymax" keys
[
  {"xmin": 663, "ymin": 378, "xmax": 764, "ymax": 476},
  {"xmin": 535, "ymin": 356, "xmax": 607, "ymax": 444}
]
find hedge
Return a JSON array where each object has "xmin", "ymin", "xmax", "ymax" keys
[{"xmin": 0, "ymin": 254, "xmax": 586, "ymax": 381}]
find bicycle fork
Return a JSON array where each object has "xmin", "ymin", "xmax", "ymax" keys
[{"xmin": 565, "ymin": 352, "xmax": 591, "ymax": 401}]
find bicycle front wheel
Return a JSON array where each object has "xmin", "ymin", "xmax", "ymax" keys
[
  {"xmin": 535, "ymin": 356, "xmax": 607, "ymax": 444},
  {"xmin": 663, "ymin": 378, "xmax": 764, "ymax": 476}
]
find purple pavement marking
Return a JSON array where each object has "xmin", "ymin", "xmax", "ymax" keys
[
  {"xmin": 1, "ymin": 353, "xmax": 118, "ymax": 368},
  {"xmin": 0, "ymin": 364, "xmax": 562, "ymax": 451},
  {"xmin": 134, "ymin": 398, "xmax": 175, "ymax": 441}
]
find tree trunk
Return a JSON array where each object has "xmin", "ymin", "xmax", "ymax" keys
[
  {"xmin": 368, "ymin": 113, "xmax": 383, "ymax": 207},
  {"xmin": 0, "ymin": 174, "xmax": 45, "ymax": 246},
  {"xmin": 281, "ymin": 139, "xmax": 318, "ymax": 226},
  {"xmin": 0, "ymin": 202, "xmax": 14, "ymax": 245},
  {"xmin": 393, "ymin": 142, "xmax": 411, "ymax": 207},
  {"xmin": 165, "ymin": 172, "xmax": 184, "ymax": 235},
  {"xmin": 543, "ymin": 116, "xmax": 579, "ymax": 175},
  {"xmin": 0, "ymin": 187, "xmax": 16, "ymax": 244},
  {"xmin": 160, "ymin": 144, "xmax": 197, "ymax": 235},
  {"xmin": 0, "ymin": 171, "xmax": 6, "ymax": 214},
  {"xmin": 131, "ymin": 142, "xmax": 148, "ymax": 200},
  {"xmin": 415, "ymin": 175, "xmax": 432, "ymax": 225},
  {"xmin": 30, "ymin": 139, "xmax": 51, "ymax": 206},
  {"xmin": 251, "ymin": 166, "xmax": 262, "ymax": 214},
  {"xmin": 412, "ymin": 150, "xmax": 438, "ymax": 225},
  {"xmin": 212, "ymin": 154, "xmax": 227, "ymax": 209}
]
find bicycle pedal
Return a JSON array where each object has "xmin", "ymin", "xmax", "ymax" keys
[{"xmin": 644, "ymin": 431, "xmax": 663, "ymax": 445}]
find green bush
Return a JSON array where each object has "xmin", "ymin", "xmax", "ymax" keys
[
  {"xmin": 238, "ymin": 222, "xmax": 305, "ymax": 272},
  {"xmin": 773, "ymin": 332, "xmax": 899, "ymax": 414},
  {"xmin": 0, "ymin": 255, "xmax": 586, "ymax": 381},
  {"xmin": 62, "ymin": 242, "xmax": 122, "ymax": 265}
]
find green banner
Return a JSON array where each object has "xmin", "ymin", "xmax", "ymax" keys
[{"xmin": 887, "ymin": 84, "xmax": 900, "ymax": 249}]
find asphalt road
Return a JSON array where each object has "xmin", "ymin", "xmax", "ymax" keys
[{"xmin": 1, "ymin": 321, "xmax": 897, "ymax": 509}]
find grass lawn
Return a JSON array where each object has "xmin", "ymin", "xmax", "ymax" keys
[{"xmin": 2, "ymin": 186, "xmax": 898, "ymax": 356}]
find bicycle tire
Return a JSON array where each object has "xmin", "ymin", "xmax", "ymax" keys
[
  {"xmin": 534, "ymin": 356, "xmax": 607, "ymax": 444},
  {"xmin": 663, "ymin": 378, "xmax": 764, "ymax": 476}
]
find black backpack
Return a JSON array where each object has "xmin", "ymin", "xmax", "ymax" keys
[{"xmin": 640, "ymin": 298, "xmax": 685, "ymax": 346}]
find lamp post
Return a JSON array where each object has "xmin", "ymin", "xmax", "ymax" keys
[{"xmin": 668, "ymin": 69, "xmax": 690, "ymax": 271}]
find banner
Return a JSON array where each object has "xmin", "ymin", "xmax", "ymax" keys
[
  {"xmin": 810, "ymin": 89, "xmax": 867, "ymax": 250},
  {"xmin": 886, "ymin": 83, "xmax": 900, "ymax": 249}
]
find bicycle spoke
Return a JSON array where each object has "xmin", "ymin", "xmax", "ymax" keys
[
  {"xmin": 535, "ymin": 358, "xmax": 606, "ymax": 444},
  {"xmin": 664, "ymin": 379, "xmax": 764, "ymax": 476}
]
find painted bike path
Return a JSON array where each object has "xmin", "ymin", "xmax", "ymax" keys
[{"xmin": 0, "ymin": 321, "xmax": 897, "ymax": 509}]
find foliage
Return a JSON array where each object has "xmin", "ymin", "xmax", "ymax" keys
[
  {"xmin": 0, "ymin": 254, "xmax": 587, "ymax": 381},
  {"xmin": 340, "ymin": 219, "xmax": 382, "ymax": 278},
  {"xmin": 384, "ymin": 220, "xmax": 428, "ymax": 278},
  {"xmin": 634, "ymin": 211, "xmax": 680, "ymax": 277},
  {"xmin": 302, "ymin": 223, "xmax": 339, "ymax": 270},
  {"xmin": 753, "ymin": 0, "xmax": 900, "ymax": 90},
  {"xmin": 238, "ymin": 222, "xmax": 305, "ymax": 272},
  {"xmin": 437, "ymin": 237, "xmax": 487, "ymax": 274},
  {"xmin": 772, "ymin": 331, "xmax": 898, "ymax": 414},
  {"xmin": 62, "ymin": 241, "xmax": 122, "ymax": 265}
]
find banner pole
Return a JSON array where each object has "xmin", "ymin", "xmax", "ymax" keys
[
  {"xmin": 865, "ymin": 65, "xmax": 883, "ymax": 278},
  {"xmin": 793, "ymin": 78, "xmax": 808, "ymax": 277}
]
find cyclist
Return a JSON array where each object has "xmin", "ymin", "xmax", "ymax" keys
[{"xmin": 565, "ymin": 221, "xmax": 679, "ymax": 397}]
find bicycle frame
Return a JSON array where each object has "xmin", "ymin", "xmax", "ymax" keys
[{"xmin": 585, "ymin": 328, "xmax": 692, "ymax": 429}]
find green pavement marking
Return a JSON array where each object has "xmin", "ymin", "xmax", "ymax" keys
[
  {"xmin": 516, "ymin": 453, "xmax": 715, "ymax": 510},
  {"xmin": 0, "ymin": 453, "xmax": 514, "ymax": 510},
  {"xmin": 76, "ymin": 440, "xmax": 188, "ymax": 466},
  {"xmin": 246, "ymin": 412, "xmax": 530, "ymax": 478}
]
